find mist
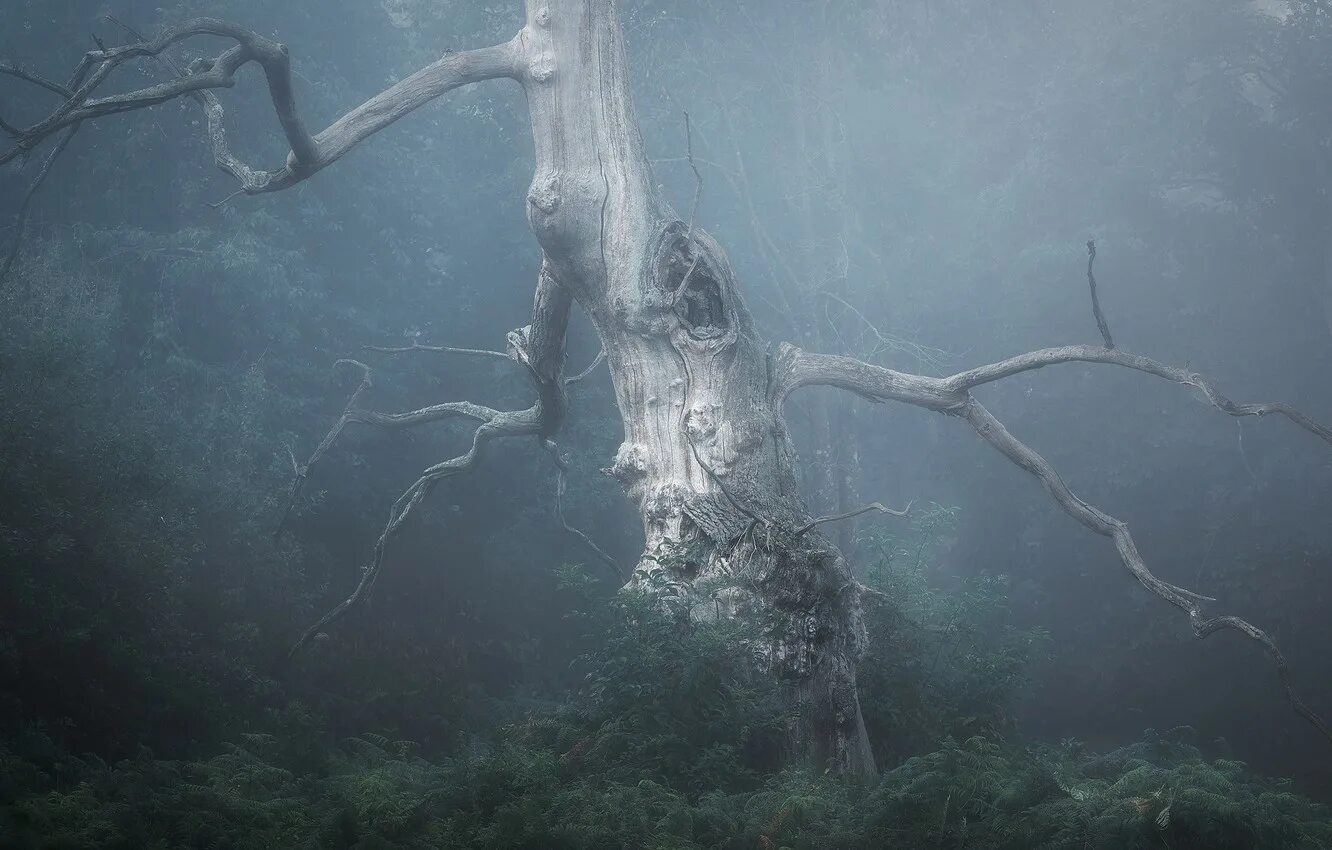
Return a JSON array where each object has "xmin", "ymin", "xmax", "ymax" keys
[{"xmin": 2, "ymin": 1, "xmax": 1330, "ymax": 846}]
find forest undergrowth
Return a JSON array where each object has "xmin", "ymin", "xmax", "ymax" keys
[{"xmin": 1, "ymin": 243, "xmax": 1329, "ymax": 848}]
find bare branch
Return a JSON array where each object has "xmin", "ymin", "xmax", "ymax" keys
[
  {"xmin": 564, "ymin": 347, "xmax": 607, "ymax": 386},
  {"xmin": 773, "ymin": 232, "xmax": 1332, "ymax": 742},
  {"xmin": 683, "ymin": 111, "xmax": 703, "ymax": 240},
  {"xmin": 670, "ymin": 111, "xmax": 706, "ymax": 310},
  {"xmin": 0, "ymin": 62, "xmax": 73, "ymax": 99},
  {"xmin": 364, "ymin": 341, "xmax": 512, "ymax": 362},
  {"xmin": 276, "ymin": 359, "xmax": 374, "ymax": 536},
  {"xmin": 288, "ymin": 266, "xmax": 577, "ymax": 654},
  {"xmin": 796, "ymin": 500, "xmax": 912, "ymax": 538},
  {"xmin": 289, "ymin": 406, "xmax": 544, "ymax": 657},
  {"xmin": 275, "ymin": 360, "xmax": 501, "ymax": 536},
  {"xmin": 4, "ymin": 19, "xmax": 319, "ymax": 166},
  {"xmin": 779, "ymin": 339, "xmax": 1332, "ymax": 448},
  {"xmin": 1085, "ymin": 239, "xmax": 1115, "ymax": 349},
  {"xmin": 775, "ymin": 328, "xmax": 1332, "ymax": 742},
  {"xmin": 545, "ymin": 440, "xmax": 624, "ymax": 582},
  {"xmin": 941, "ymin": 345, "xmax": 1332, "ymax": 446},
  {"xmin": 958, "ymin": 397, "xmax": 1329, "ymax": 743},
  {"xmin": 774, "ymin": 344, "xmax": 960, "ymax": 410},
  {"xmin": 3, "ymin": 18, "xmax": 522, "ymax": 194}
]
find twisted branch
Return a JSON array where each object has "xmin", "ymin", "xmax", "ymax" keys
[
  {"xmin": 284, "ymin": 267, "xmax": 622, "ymax": 652},
  {"xmin": 2, "ymin": 17, "xmax": 522, "ymax": 194},
  {"xmin": 796, "ymin": 500, "xmax": 913, "ymax": 538},
  {"xmin": 289, "ymin": 401, "xmax": 544, "ymax": 657},
  {"xmin": 942, "ymin": 346, "xmax": 1332, "ymax": 446},
  {"xmin": 775, "ymin": 248, "xmax": 1332, "ymax": 743},
  {"xmin": 565, "ymin": 347, "xmax": 607, "ymax": 386},
  {"xmin": 959, "ymin": 398, "xmax": 1327, "ymax": 741}
]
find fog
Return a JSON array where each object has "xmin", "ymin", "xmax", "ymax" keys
[{"xmin": 3, "ymin": 0, "xmax": 1331, "ymax": 844}]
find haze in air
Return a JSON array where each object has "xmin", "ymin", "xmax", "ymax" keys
[{"xmin": 2, "ymin": 1, "xmax": 1331, "ymax": 846}]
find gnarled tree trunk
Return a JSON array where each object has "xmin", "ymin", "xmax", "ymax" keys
[{"xmin": 516, "ymin": 0, "xmax": 876, "ymax": 776}]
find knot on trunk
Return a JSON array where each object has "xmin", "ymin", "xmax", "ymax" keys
[{"xmin": 603, "ymin": 441, "xmax": 648, "ymax": 493}]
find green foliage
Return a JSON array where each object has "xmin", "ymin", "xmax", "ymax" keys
[
  {"xmin": 555, "ymin": 581, "xmax": 787, "ymax": 793},
  {"xmin": 855, "ymin": 505, "xmax": 1051, "ymax": 763},
  {"xmin": 0, "ymin": 234, "xmax": 303, "ymax": 754},
  {"xmin": 4, "ymin": 572, "xmax": 1328, "ymax": 849}
]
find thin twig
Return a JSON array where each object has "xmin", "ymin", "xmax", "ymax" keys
[
  {"xmin": 797, "ymin": 500, "xmax": 913, "ymax": 537},
  {"xmin": 544, "ymin": 440, "xmax": 624, "ymax": 582},
  {"xmin": 275, "ymin": 359, "xmax": 374, "ymax": 536},
  {"xmin": 670, "ymin": 110, "xmax": 706, "ymax": 310},
  {"xmin": 683, "ymin": 110, "xmax": 702, "ymax": 240},
  {"xmin": 364, "ymin": 340, "xmax": 511, "ymax": 362},
  {"xmin": 1086, "ymin": 239, "xmax": 1115, "ymax": 349},
  {"xmin": 565, "ymin": 347, "xmax": 606, "ymax": 386}
]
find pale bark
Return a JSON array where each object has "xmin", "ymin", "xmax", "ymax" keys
[{"xmin": 512, "ymin": 0, "xmax": 878, "ymax": 774}]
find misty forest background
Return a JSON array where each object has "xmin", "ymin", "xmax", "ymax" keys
[{"xmin": 2, "ymin": 1, "xmax": 1332, "ymax": 847}]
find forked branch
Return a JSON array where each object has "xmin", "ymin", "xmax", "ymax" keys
[
  {"xmin": 289, "ymin": 402, "xmax": 544, "ymax": 657},
  {"xmin": 275, "ymin": 358, "xmax": 500, "ymax": 537},
  {"xmin": 942, "ymin": 346, "xmax": 1332, "ymax": 446},
  {"xmin": 960, "ymin": 397, "xmax": 1328, "ymax": 742},
  {"xmin": 775, "ymin": 251, "xmax": 1332, "ymax": 743},
  {"xmin": 285, "ymin": 270, "xmax": 621, "ymax": 653},
  {"xmin": 2, "ymin": 17, "xmax": 522, "ymax": 194}
]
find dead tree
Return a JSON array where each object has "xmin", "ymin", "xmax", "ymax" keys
[{"xmin": 4, "ymin": 3, "xmax": 1330, "ymax": 776}]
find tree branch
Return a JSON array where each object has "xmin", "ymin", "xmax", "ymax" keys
[
  {"xmin": 958, "ymin": 397, "xmax": 1329, "ymax": 743},
  {"xmin": 290, "ymin": 403, "xmax": 543, "ymax": 656},
  {"xmin": 783, "ymin": 330, "xmax": 1331, "ymax": 739},
  {"xmin": 2, "ymin": 18, "xmax": 522, "ymax": 194},
  {"xmin": 544, "ymin": 440, "xmax": 624, "ymax": 582},
  {"xmin": 1, "ymin": 124, "xmax": 79, "ymax": 282},
  {"xmin": 776, "ymin": 335, "xmax": 1332, "ymax": 743},
  {"xmin": 941, "ymin": 346, "xmax": 1332, "ymax": 446},
  {"xmin": 778, "ymin": 339, "xmax": 1332, "ymax": 448},
  {"xmin": 0, "ymin": 62, "xmax": 73, "ymax": 100},
  {"xmin": 796, "ymin": 500, "xmax": 913, "ymax": 538},
  {"xmin": 287, "ymin": 265, "xmax": 577, "ymax": 654},
  {"xmin": 1085, "ymin": 239, "xmax": 1115, "ymax": 349},
  {"xmin": 364, "ymin": 340, "xmax": 512, "ymax": 362}
]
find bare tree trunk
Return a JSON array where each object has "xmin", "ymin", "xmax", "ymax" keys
[{"xmin": 516, "ymin": 0, "xmax": 877, "ymax": 776}]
